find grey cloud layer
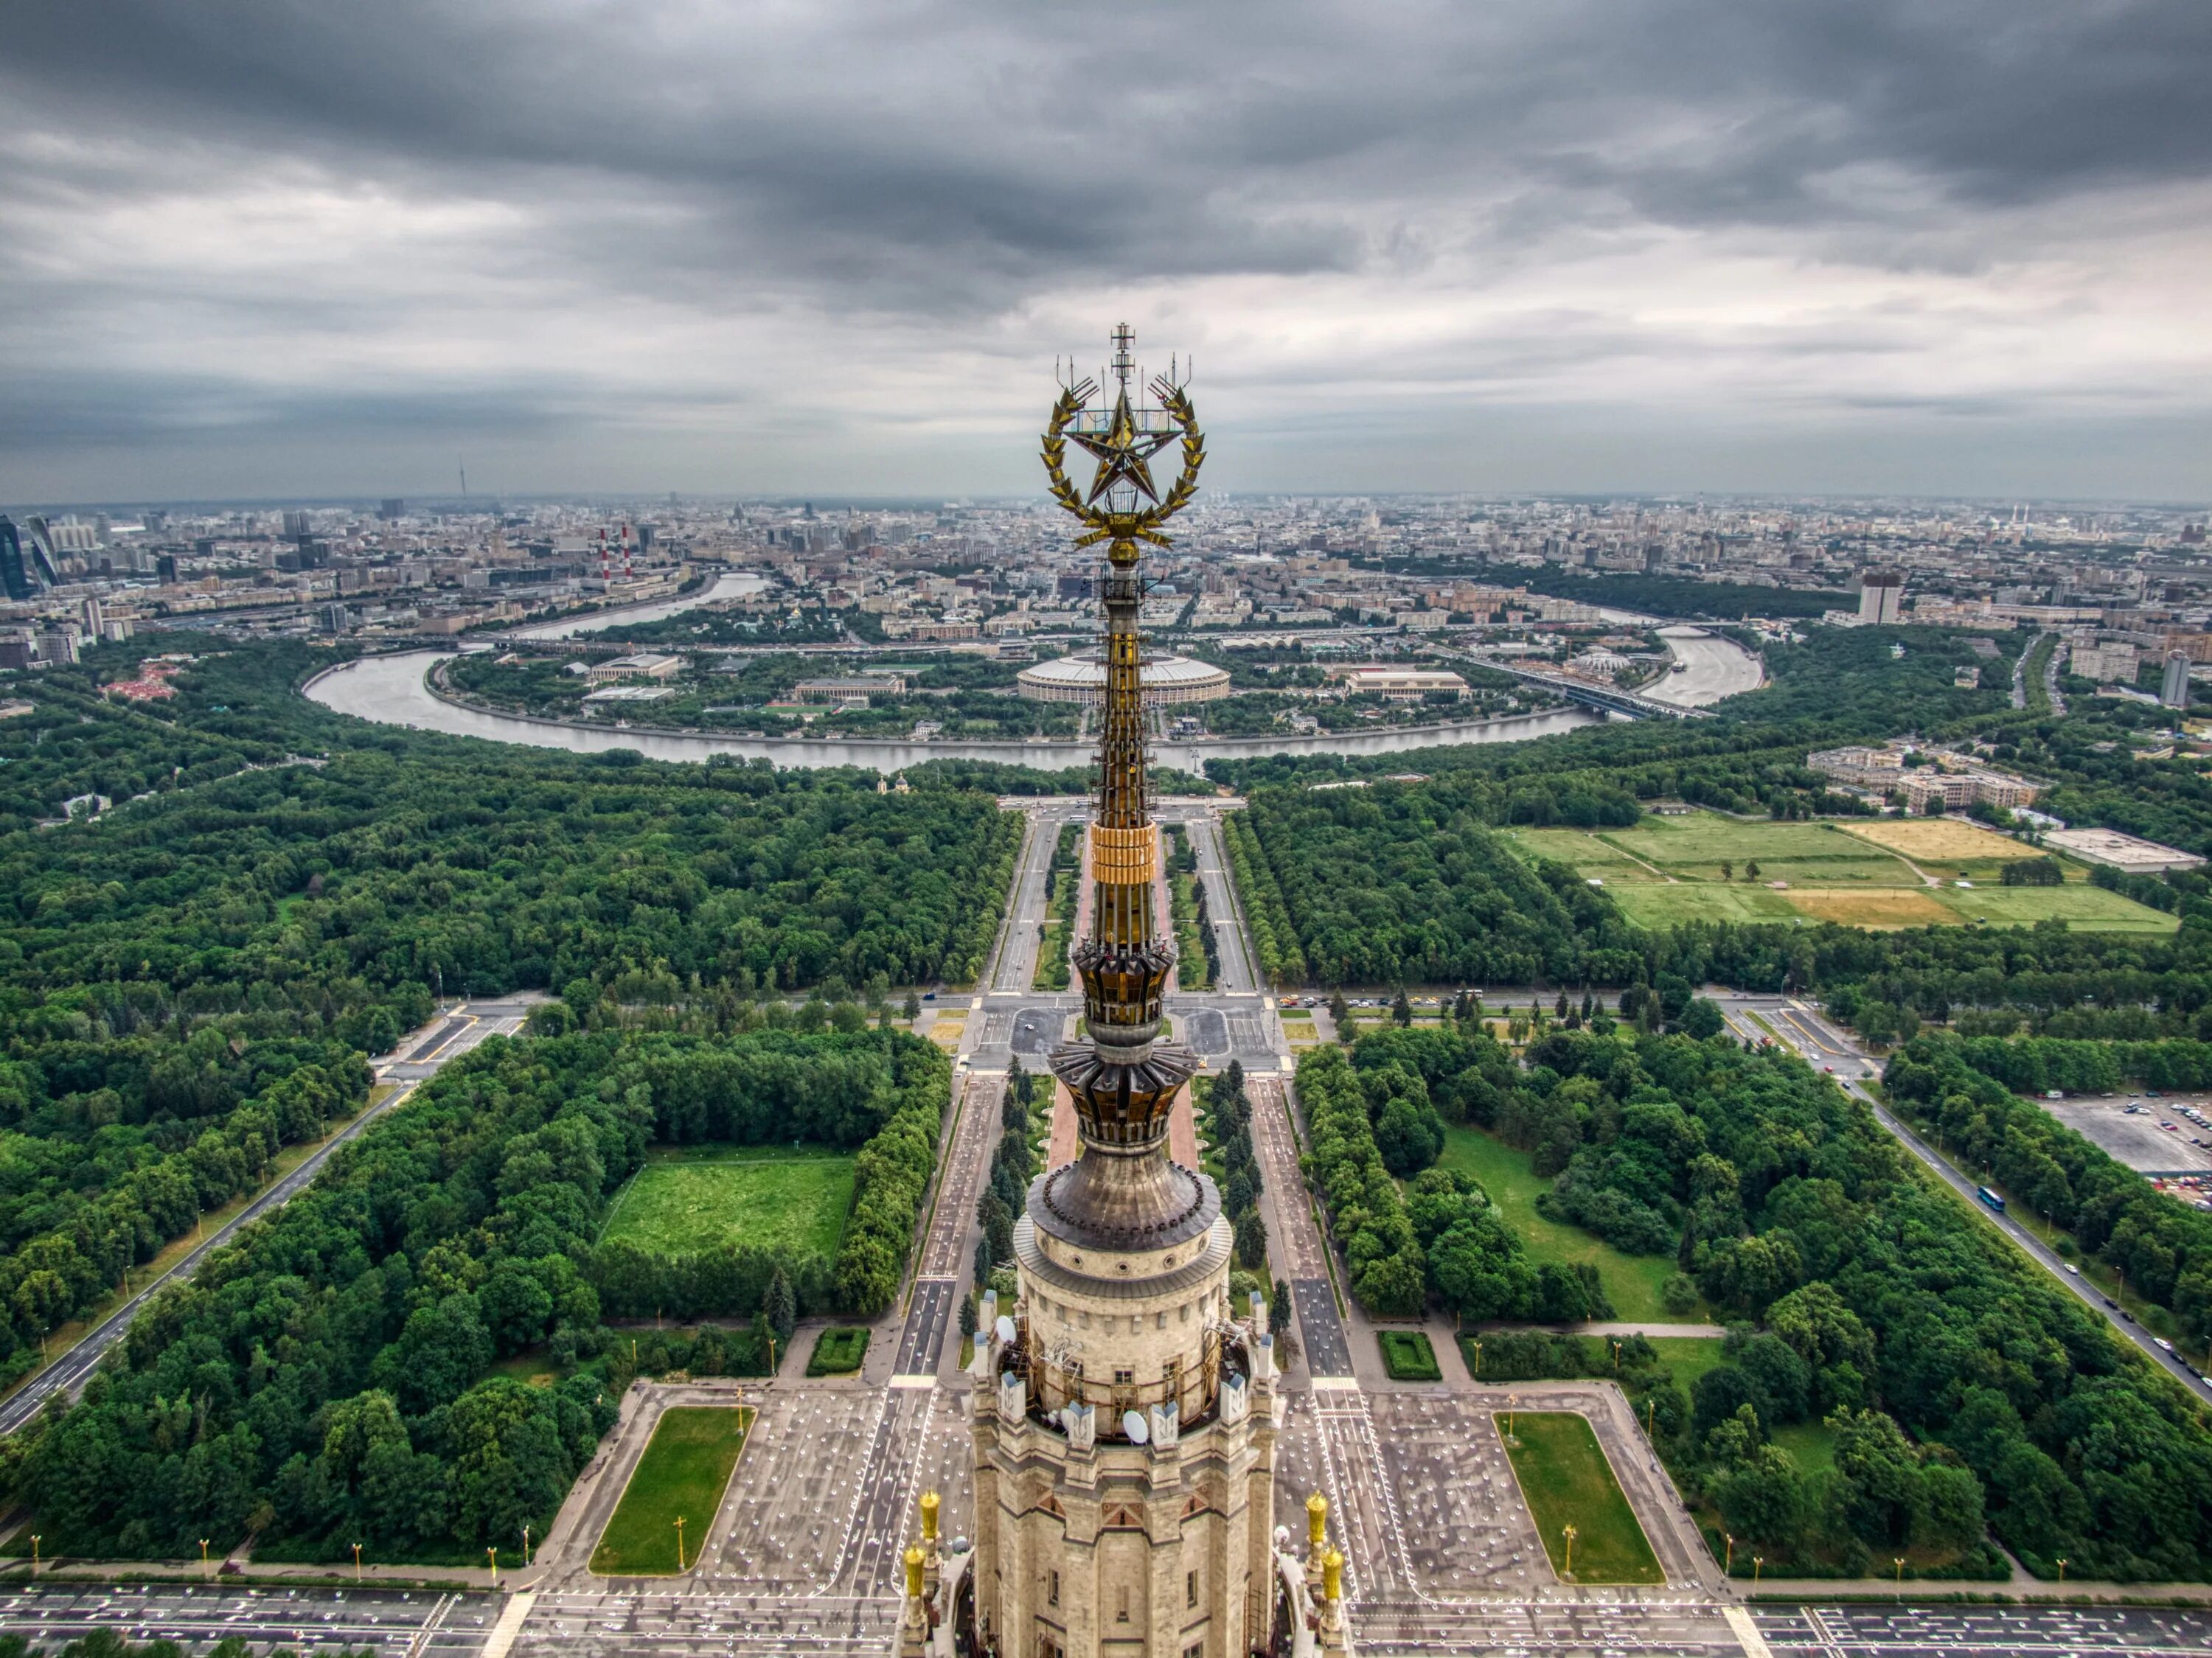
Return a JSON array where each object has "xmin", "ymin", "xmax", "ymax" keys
[{"xmin": 1, "ymin": 0, "xmax": 2208, "ymax": 498}]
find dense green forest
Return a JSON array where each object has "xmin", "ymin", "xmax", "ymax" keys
[
  {"xmin": 1329, "ymin": 1023, "xmax": 2212, "ymax": 1581},
  {"xmin": 1884, "ymin": 1034, "xmax": 2212, "ymax": 1348},
  {"xmin": 1244, "ymin": 781, "xmax": 1646, "ymax": 986},
  {"xmin": 0, "ymin": 635, "xmax": 1015, "ymax": 1389},
  {"xmin": 0, "ymin": 1026, "xmax": 943, "ymax": 1561}
]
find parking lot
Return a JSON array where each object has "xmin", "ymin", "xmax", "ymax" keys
[{"xmin": 2041, "ymin": 1092, "xmax": 2212, "ymax": 1177}]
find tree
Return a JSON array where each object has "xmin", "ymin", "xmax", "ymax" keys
[
  {"xmin": 1234, "ymin": 1210, "xmax": 1269, "ymax": 1272},
  {"xmin": 1270, "ymin": 1279, "xmax": 1293, "ymax": 1335},
  {"xmin": 956, "ymin": 1292, "xmax": 979, "ymax": 1346},
  {"xmin": 1714, "ymin": 1444, "xmax": 1806, "ymax": 1552},
  {"xmin": 1681, "ymin": 998, "xmax": 1725, "ymax": 1039},
  {"xmin": 1329, "ymin": 991, "xmax": 1349, "ymax": 1026},
  {"xmin": 1392, "ymin": 989, "xmax": 1412, "ymax": 1027},
  {"xmin": 1720, "ymin": 860, "xmax": 1733, "ymax": 882},
  {"xmin": 765, "ymin": 1267, "xmax": 797, "ymax": 1343},
  {"xmin": 904, "ymin": 992, "xmax": 922, "ymax": 1021},
  {"xmin": 1745, "ymin": 860, "xmax": 1760, "ymax": 881}
]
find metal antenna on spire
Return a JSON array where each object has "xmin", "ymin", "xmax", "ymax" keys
[{"xmin": 1110, "ymin": 324, "xmax": 1135, "ymax": 397}]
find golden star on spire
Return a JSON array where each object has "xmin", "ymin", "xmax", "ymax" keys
[{"xmin": 1070, "ymin": 389, "xmax": 1176, "ymax": 506}]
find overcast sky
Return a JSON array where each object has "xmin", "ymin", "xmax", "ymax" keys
[{"xmin": 4, "ymin": 0, "xmax": 2208, "ymax": 506}]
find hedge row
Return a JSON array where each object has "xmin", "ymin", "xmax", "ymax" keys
[
  {"xmin": 1222, "ymin": 809, "xmax": 1307, "ymax": 985},
  {"xmin": 1297, "ymin": 1045, "xmax": 1423, "ymax": 1314}
]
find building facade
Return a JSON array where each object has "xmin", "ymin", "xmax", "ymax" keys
[{"xmin": 1857, "ymin": 571, "xmax": 1903, "ymax": 624}]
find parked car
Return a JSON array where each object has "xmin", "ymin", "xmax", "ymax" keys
[
  {"xmin": 2157, "ymin": 1337, "xmax": 2176, "ymax": 1353},
  {"xmin": 2065, "ymin": 1264, "xmax": 2081, "ymax": 1276}
]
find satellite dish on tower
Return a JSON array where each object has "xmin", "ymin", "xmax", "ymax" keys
[
  {"xmin": 1123, "ymin": 1410, "xmax": 1150, "ymax": 1444},
  {"xmin": 995, "ymin": 1315, "xmax": 1017, "ymax": 1345}
]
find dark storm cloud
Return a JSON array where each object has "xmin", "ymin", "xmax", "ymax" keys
[
  {"xmin": 7, "ymin": 0, "xmax": 2205, "ymax": 298},
  {"xmin": 0, "ymin": 0, "xmax": 2207, "ymax": 496}
]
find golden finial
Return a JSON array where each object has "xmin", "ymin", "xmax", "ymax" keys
[
  {"xmin": 1306, "ymin": 1492, "xmax": 1329, "ymax": 1550},
  {"xmin": 904, "ymin": 1544, "xmax": 925, "ymax": 1599},
  {"xmin": 919, "ymin": 1490, "xmax": 940, "ymax": 1541},
  {"xmin": 1323, "ymin": 1547, "xmax": 1344, "ymax": 1604}
]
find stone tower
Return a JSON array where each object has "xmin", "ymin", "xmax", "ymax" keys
[{"xmin": 967, "ymin": 330, "xmax": 1280, "ymax": 1658}]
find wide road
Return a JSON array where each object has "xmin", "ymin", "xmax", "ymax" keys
[
  {"xmin": 0, "ymin": 997, "xmax": 537, "ymax": 1436},
  {"xmin": 1714, "ymin": 990, "xmax": 2212, "ymax": 1401}
]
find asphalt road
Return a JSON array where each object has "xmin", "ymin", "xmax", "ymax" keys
[
  {"xmin": 1714, "ymin": 990, "xmax": 2212, "ymax": 1401},
  {"xmin": 0, "ymin": 997, "xmax": 538, "ymax": 1436},
  {"xmin": 0, "ymin": 1584, "xmax": 495, "ymax": 1658}
]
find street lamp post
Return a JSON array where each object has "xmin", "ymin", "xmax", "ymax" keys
[
  {"xmin": 1471, "ymin": 1339, "xmax": 1481, "ymax": 1377},
  {"xmin": 1562, "ymin": 1524, "xmax": 1577, "ymax": 1578},
  {"xmin": 2056, "ymin": 1558, "xmax": 2067, "ymax": 1583},
  {"xmin": 1893, "ymin": 1557, "xmax": 1905, "ymax": 1597},
  {"xmin": 1753, "ymin": 1556, "xmax": 1764, "ymax": 1586},
  {"xmin": 352, "ymin": 1542, "xmax": 363, "ymax": 1582},
  {"xmin": 1724, "ymin": 1534, "xmax": 1734, "ymax": 1575},
  {"xmin": 199, "ymin": 1539, "xmax": 212, "ymax": 1581},
  {"xmin": 675, "ymin": 1516, "xmax": 687, "ymax": 1572},
  {"xmin": 487, "ymin": 1547, "xmax": 498, "ymax": 1588},
  {"xmin": 29, "ymin": 1536, "xmax": 40, "ymax": 1578},
  {"xmin": 522, "ymin": 1525, "xmax": 532, "ymax": 1569}
]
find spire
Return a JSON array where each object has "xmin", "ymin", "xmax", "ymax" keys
[{"xmin": 1037, "ymin": 328, "xmax": 1209, "ymax": 1241}]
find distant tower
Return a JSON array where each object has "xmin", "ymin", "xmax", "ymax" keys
[
  {"xmin": 2164, "ymin": 650, "xmax": 2193, "ymax": 710},
  {"xmin": 1857, "ymin": 570, "xmax": 1903, "ymax": 625},
  {"xmin": 0, "ymin": 518, "xmax": 38, "ymax": 603},
  {"xmin": 910, "ymin": 331, "xmax": 1305, "ymax": 1658}
]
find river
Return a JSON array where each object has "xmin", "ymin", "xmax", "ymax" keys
[
  {"xmin": 305, "ymin": 651, "xmax": 1605, "ymax": 773},
  {"xmin": 504, "ymin": 568, "xmax": 771, "ymax": 638}
]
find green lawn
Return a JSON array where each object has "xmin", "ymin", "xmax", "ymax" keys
[
  {"xmin": 1645, "ymin": 1337, "xmax": 1726, "ymax": 1393},
  {"xmin": 1511, "ymin": 829, "xmax": 1666, "ymax": 882},
  {"xmin": 601, "ymin": 1147, "xmax": 855, "ymax": 1259},
  {"xmin": 1604, "ymin": 884, "xmax": 1808, "ymax": 927},
  {"xmin": 1770, "ymin": 1419, "xmax": 1839, "ymax": 1477},
  {"xmin": 1440, "ymin": 1126, "xmax": 1695, "ymax": 1323},
  {"xmin": 1931, "ymin": 883, "xmax": 2180, "ymax": 933},
  {"xmin": 590, "ymin": 1406, "xmax": 753, "ymax": 1575},
  {"xmin": 1500, "ymin": 1413, "xmax": 1665, "ymax": 1584}
]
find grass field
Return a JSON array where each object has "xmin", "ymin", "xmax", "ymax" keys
[
  {"xmin": 1439, "ymin": 1127, "xmax": 1694, "ymax": 1323},
  {"xmin": 1935, "ymin": 883, "xmax": 2180, "ymax": 933},
  {"xmin": 1780, "ymin": 889, "xmax": 1955, "ymax": 927},
  {"xmin": 601, "ymin": 1146, "xmax": 855, "ymax": 1259},
  {"xmin": 1604, "ymin": 884, "xmax": 1807, "ymax": 927},
  {"xmin": 1837, "ymin": 817, "xmax": 2029, "ymax": 864},
  {"xmin": 1644, "ymin": 1337, "xmax": 1725, "ymax": 1394},
  {"xmin": 591, "ymin": 1406, "xmax": 753, "ymax": 1575},
  {"xmin": 1504, "ymin": 809, "xmax": 2177, "ymax": 934},
  {"xmin": 1500, "ymin": 1413, "xmax": 1664, "ymax": 1584}
]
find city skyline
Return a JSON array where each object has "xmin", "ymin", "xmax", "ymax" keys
[{"xmin": 4, "ymin": 1, "xmax": 2210, "ymax": 504}]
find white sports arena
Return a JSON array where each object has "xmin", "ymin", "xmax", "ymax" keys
[{"xmin": 1015, "ymin": 649, "xmax": 1232, "ymax": 706}]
